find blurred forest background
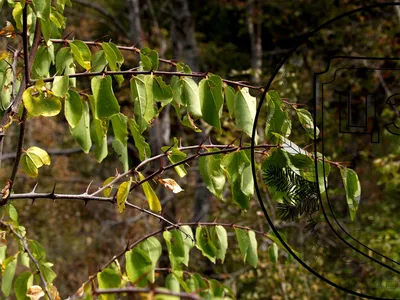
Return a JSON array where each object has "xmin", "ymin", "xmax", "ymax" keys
[{"xmin": 0, "ymin": 0, "xmax": 399, "ymax": 299}]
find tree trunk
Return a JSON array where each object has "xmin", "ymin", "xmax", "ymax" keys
[
  {"xmin": 127, "ymin": 0, "xmax": 143, "ymax": 47},
  {"xmin": 170, "ymin": 0, "xmax": 211, "ymax": 222},
  {"xmin": 247, "ymin": 0, "xmax": 263, "ymax": 84}
]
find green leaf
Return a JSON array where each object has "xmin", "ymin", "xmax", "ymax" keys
[
  {"xmin": 70, "ymin": 40, "xmax": 91, "ymax": 70},
  {"xmin": 138, "ymin": 237, "xmax": 162, "ymax": 283},
  {"xmin": 116, "ymin": 178, "xmax": 131, "ymax": 213},
  {"xmin": 340, "ymin": 167, "xmax": 361, "ymax": 221},
  {"xmin": 296, "ymin": 108, "xmax": 319, "ymax": 139},
  {"xmin": 265, "ymin": 91, "xmax": 292, "ymax": 142},
  {"xmin": 138, "ymin": 172, "xmax": 161, "ymax": 213},
  {"xmin": 234, "ymin": 228, "xmax": 258, "ymax": 268},
  {"xmin": 163, "ymin": 230, "xmax": 184, "ymax": 270},
  {"xmin": 97, "ymin": 268, "xmax": 121, "ymax": 300},
  {"xmin": 94, "ymin": 135, "xmax": 108, "ymax": 163},
  {"xmin": 128, "ymin": 118, "xmax": 151, "ymax": 161},
  {"xmin": 101, "ymin": 42, "xmax": 124, "ymax": 86},
  {"xmin": 199, "ymin": 149, "xmax": 225, "ymax": 199},
  {"xmin": 125, "ymin": 247, "xmax": 152, "ymax": 287},
  {"xmin": 195, "ymin": 226, "xmax": 217, "ymax": 263},
  {"xmin": 65, "ymin": 90, "xmax": 83, "ymax": 128},
  {"xmin": 152, "ymin": 75, "xmax": 173, "ymax": 106},
  {"xmin": 1, "ymin": 254, "xmax": 17, "ymax": 296},
  {"xmin": 269, "ymin": 243, "xmax": 278, "ymax": 264},
  {"xmin": 182, "ymin": 77, "xmax": 202, "ymax": 118},
  {"xmin": 140, "ymin": 47, "xmax": 159, "ymax": 71},
  {"xmin": 180, "ymin": 225, "xmax": 194, "ymax": 267},
  {"xmin": 52, "ymin": 76, "xmax": 69, "ymax": 98},
  {"xmin": 91, "ymin": 75, "xmax": 120, "ymax": 119},
  {"xmin": 70, "ymin": 100, "xmax": 92, "ymax": 153},
  {"xmin": 130, "ymin": 76, "xmax": 149, "ymax": 132},
  {"xmin": 29, "ymin": 240, "xmax": 46, "ymax": 261},
  {"xmin": 161, "ymin": 141, "xmax": 188, "ymax": 178},
  {"xmin": 221, "ymin": 151, "xmax": 252, "ymax": 209},
  {"xmin": 199, "ymin": 74, "xmax": 224, "ymax": 129},
  {"xmin": 210, "ymin": 279, "xmax": 225, "ymax": 298},
  {"xmin": 234, "ymin": 87, "xmax": 256, "ymax": 137},
  {"xmin": 14, "ymin": 271, "xmax": 33, "ymax": 300},
  {"xmin": 90, "ymin": 118, "xmax": 107, "ymax": 145},
  {"xmin": 6, "ymin": 204, "xmax": 18, "ymax": 224},
  {"xmin": 55, "ymin": 47, "xmax": 76, "ymax": 85},
  {"xmin": 111, "ymin": 113, "xmax": 128, "ymax": 145},
  {"xmin": 40, "ymin": 17, "xmax": 51, "ymax": 42},
  {"xmin": 39, "ymin": 263, "xmax": 56, "ymax": 283},
  {"xmin": 33, "ymin": 0, "xmax": 50, "ymax": 20},
  {"xmin": 32, "ymin": 46, "xmax": 51, "ymax": 78},
  {"xmin": 112, "ymin": 139, "xmax": 128, "ymax": 172},
  {"xmin": 12, "ymin": 3, "xmax": 23, "ymax": 30},
  {"xmin": 90, "ymin": 50, "xmax": 107, "ymax": 73},
  {"xmin": 166, "ymin": 274, "xmax": 180, "ymax": 298},
  {"xmin": 27, "ymin": 146, "xmax": 51, "ymax": 165},
  {"xmin": 210, "ymin": 225, "xmax": 228, "ymax": 263},
  {"xmin": 20, "ymin": 147, "xmax": 51, "ymax": 178},
  {"xmin": 224, "ymin": 85, "xmax": 235, "ymax": 118},
  {"xmin": 23, "ymin": 86, "xmax": 62, "ymax": 117}
]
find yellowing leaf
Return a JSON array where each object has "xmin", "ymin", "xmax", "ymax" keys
[
  {"xmin": 103, "ymin": 176, "xmax": 115, "ymax": 197},
  {"xmin": 26, "ymin": 285, "xmax": 45, "ymax": 300},
  {"xmin": 158, "ymin": 178, "xmax": 184, "ymax": 194},
  {"xmin": 27, "ymin": 147, "xmax": 51, "ymax": 166},
  {"xmin": 116, "ymin": 178, "xmax": 132, "ymax": 213},
  {"xmin": 138, "ymin": 172, "xmax": 161, "ymax": 213},
  {"xmin": 20, "ymin": 147, "xmax": 51, "ymax": 178}
]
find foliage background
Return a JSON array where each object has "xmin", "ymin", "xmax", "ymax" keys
[{"xmin": 0, "ymin": 0, "xmax": 399, "ymax": 299}]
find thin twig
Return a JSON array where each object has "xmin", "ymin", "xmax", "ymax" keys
[
  {"xmin": 71, "ymin": 221, "xmax": 276, "ymax": 299},
  {"xmin": 1, "ymin": 221, "xmax": 53, "ymax": 300},
  {"xmin": 48, "ymin": 38, "xmax": 266, "ymax": 91}
]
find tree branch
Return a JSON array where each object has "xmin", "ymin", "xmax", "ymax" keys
[
  {"xmin": 92, "ymin": 286, "xmax": 201, "ymax": 299},
  {"xmin": 48, "ymin": 38, "xmax": 265, "ymax": 91},
  {"xmin": 71, "ymin": 221, "xmax": 277, "ymax": 299},
  {"xmin": 1, "ymin": 221, "xmax": 53, "ymax": 300}
]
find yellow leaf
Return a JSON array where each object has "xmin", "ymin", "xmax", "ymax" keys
[
  {"xmin": 103, "ymin": 176, "xmax": 115, "ymax": 197},
  {"xmin": 49, "ymin": 284, "xmax": 61, "ymax": 300},
  {"xmin": 116, "ymin": 178, "xmax": 132, "ymax": 213},
  {"xmin": 158, "ymin": 178, "xmax": 184, "ymax": 194},
  {"xmin": 26, "ymin": 285, "xmax": 45, "ymax": 300},
  {"xmin": 138, "ymin": 172, "xmax": 162, "ymax": 213}
]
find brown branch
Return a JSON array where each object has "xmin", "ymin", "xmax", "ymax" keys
[
  {"xmin": 71, "ymin": 221, "xmax": 276, "ymax": 299},
  {"xmin": 48, "ymin": 38, "xmax": 266, "ymax": 91},
  {"xmin": 1, "ymin": 221, "xmax": 53, "ymax": 300},
  {"xmin": 1, "ymin": 7, "xmax": 42, "ymax": 206}
]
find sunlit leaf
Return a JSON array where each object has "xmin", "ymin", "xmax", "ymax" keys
[
  {"xmin": 140, "ymin": 47, "xmax": 158, "ymax": 71},
  {"xmin": 102, "ymin": 176, "xmax": 115, "ymax": 198},
  {"xmin": 52, "ymin": 76, "xmax": 69, "ymax": 98},
  {"xmin": 70, "ymin": 40, "xmax": 91, "ymax": 70},
  {"xmin": 116, "ymin": 178, "xmax": 131, "ymax": 213},
  {"xmin": 195, "ymin": 226, "xmax": 217, "ymax": 263},
  {"xmin": 1, "ymin": 254, "xmax": 17, "ymax": 296},
  {"xmin": 234, "ymin": 87, "xmax": 256, "ymax": 137},
  {"xmin": 341, "ymin": 167, "xmax": 361, "ymax": 221},
  {"xmin": 199, "ymin": 74, "xmax": 223, "ymax": 129},
  {"xmin": 91, "ymin": 75, "xmax": 120, "ymax": 119},
  {"xmin": 97, "ymin": 268, "xmax": 121, "ymax": 300},
  {"xmin": 70, "ymin": 100, "xmax": 92, "ymax": 153},
  {"xmin": 234, "ymin": 228, "xmax": 258, "ymax": 268},
  {"xmin": 138, "ymin": 172, "xmax": 161, "ymax": 213},
  {"xmin": 14, "ymin": 271, "xmax": 33, "ymax": 300},
  {"xmin": 296, "ymin": 108, "xmax": 319, "ymax": 139}
]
